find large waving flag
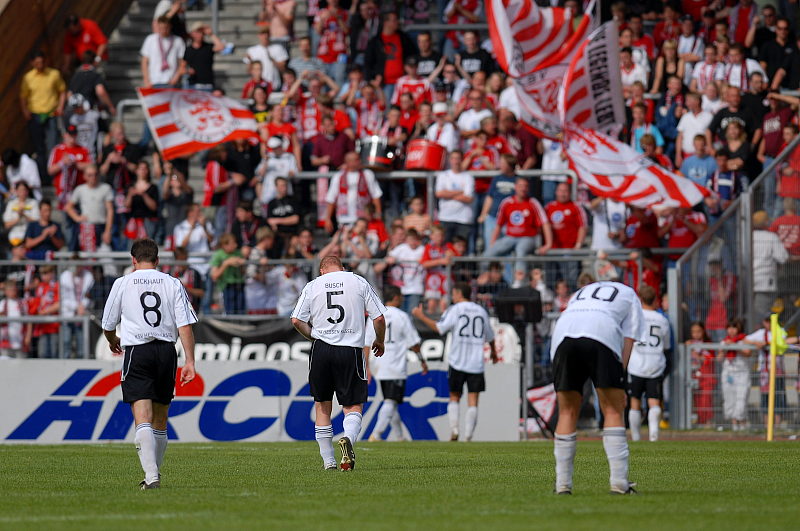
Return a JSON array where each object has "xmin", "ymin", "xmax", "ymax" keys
[
  {"xmin": 514, "ymin": 62, "xmax": 569, "ymax": 140},
  {"xmin": 558, "ymin": 21, "xmax": 626, "ymax": 136},
  {"xmin": 487, "ymin": 0, "xmax": 595, "ymax": 78},
  {"xmin": 565, "ymin": 126, "xmax": 710, "ymax": 208},
  {"xmin": 137, "ymin": 88, "xmax": 258, "ymax": 159}
]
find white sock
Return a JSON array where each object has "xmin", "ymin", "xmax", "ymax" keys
[
  {"xmin": 603, "ymin": 427, "xmax": 630, "ymax": 491},
  {"xmin": 554, "ymin": 432, "xmax": 577, "ymax": 492},
  {"xmin": 153, "ymin": 428, "xmax": 168, "ymax": 471},
  {"xmin": 648, "ymin": 407, "xmax": 662, "ymax": 442},
  {"xmin": 315, "ymin": 425, "xmax": 335, "ymax": 467},
  {"xmin": 343, "ymin": 411, "xmax": 363, "ymax": 443},
  {"xmin": 465, "ymin": 406, "xmax": 478, "ymax": 440},
  {"xmin": 373, "ymin": 400, "xmax": 397, "ymax": 437},
  {"xmin": 391, "ymin": 410, "xmax": 404, "ymax": 440},
  {"xmin": 628, "ymin": 409, "xmax": 642, "ymax": 441},
  {"xmin": 447, "ymin": 401, "xmax": 459, "ymax": 434},
  {"xmin": 134, "ymin": 423, "xmax": 159, "ymax": 483}
]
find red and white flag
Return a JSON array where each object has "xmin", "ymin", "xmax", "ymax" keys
[
  {"xmin": 565, "ymin": 126, "xmax": 710, "ymax": 208},
  {"xmin": 487, "ymin": 0, "xmax": 595, "ymax": 78},
  {"xmin": 558, "ymin": 21, "xmax": 626, "ymax": 136},
  {"xmin": 137, "ymin": 88, "xmax": 258, "ymax": 160},
  {"xmin": 514, "ymin": 62, "xmax": 569, "ymax": 140}
]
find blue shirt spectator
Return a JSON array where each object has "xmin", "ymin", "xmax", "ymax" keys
[
  {"xmin": 24, "ymin": 201, "xmax": 64, "ymax": 259},
  {"xmin": 680, "ymin": 153, "xmax": 717, "ymax": 187}
]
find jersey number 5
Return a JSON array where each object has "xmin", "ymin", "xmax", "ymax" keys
[
  {"xmin": 140, "ymin": 292, "xmax": 162, "ymax": 328},
  {"xmin": 326, "ymin": 291, "xmax": 345, "ymax": 324}
]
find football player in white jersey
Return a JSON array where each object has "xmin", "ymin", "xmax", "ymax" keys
[
  {"xmin": 291, "ymin": 256, "xmax": 387, "ymax": 471},
  {"xmin": 364, "ymin": 286, "xmax": 428, "ymax": 441},
  {"xmin": 626, "ymin": 285, "xmax": 672, "ymax": 442},
  {"xmin": 550, "ymin": 279, "xmax": 646, "ymax": 495},
  {"xmin": 413, "ymin": 282, "xmax": 497, "ymax": 441},
  {"xmin": 101, "ymin": 239, "xmax": 198, "ymax": 490}
]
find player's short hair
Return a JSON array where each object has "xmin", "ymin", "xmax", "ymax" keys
[
  {"xmin": 453, "ymin": 282, "xmax": 471, "ymax": 300},
  {"xmin": 383, "ymin": 285, "xmax": 402, "ymax": 302},
  {"xmin": 131, "ymin": 238, "xmax": 159, "ymax": 264},
  {"xmin": 320, "ymin": 255, "xmax": 344, "ymax": 272},
  {"xmin": 638, "ymin": 284, "xmax": 657, "ymax": 306}
]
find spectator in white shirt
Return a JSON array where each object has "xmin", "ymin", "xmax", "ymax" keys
[
  {"xmin": 245, "ymin": 26, "xmax": 289, "ymax": 90},
  {"xmin": 1, "ymin": 149, "xmax": 42, "ymax": 200},
  {"xmin": 456, "ymin": 90, "xmax": 493, "ymax": 141},
  {"xmin": 60, "ymin": 264, "xmax": 94, "ymax": 358},
  {"xmin": 140, "ymin": 17, "xmax": 185, "ymax": 88},
  {"xmin": 620, "ymin": 46, "xmax": 649, "ymax": 100},
  {"xmin": 172, "ymin": 203, "xmax": 214, "ymax": 276},
  {"xmin": 426, "ymin": 102, "xmax": 460, "ymax": 152},
  {"xmin": 435, "ymin": 150, "xmax": 475, "ymax": 242},
  {"xmin": 690, "ymin": 44, "xmax": 725, "ymax": 93},
  {"xmin": 723, "ymin": 43, "xmax": 768, "ymax": 91},
  {"xmin": 323, "ymin": 152, "xmax": 383, "ymax": 233},
  {"xmin": 675, "ymin": 92, "xmax": 713, "ymax": 167},
  {"xmin": 256, "ymin": 136, "xmax": 298, "ymax": 209},
  {"xmin": 752, "ymin": 210, "xmax": 789, "ymax": 317}
]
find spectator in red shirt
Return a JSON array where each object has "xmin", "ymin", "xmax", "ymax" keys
[
  {"xmin": 313, "ymin": 0, "xmax": 349, "ymax": 85},
  {"xmin": 729, "ymin": 0, "xmax": 757, "ymax": 46},
  {"xmin": 364, "ymin": 11, "xmax": 418, "ymax": 103},
  {"xmin": 770, "ymin": 197, "xmax": 800, "ymax": 255},
  {"xmin": 485, "ymin": 177, "xmax": 553, "ymax": 282},
  {"xmin": 657, "ymin": 206, "xmax": 708, "ymax": 264},
  {"xmin": 392, "ymin": 56, "xmax": 434, "ymax": 106},
  {"xmin": 653, "ymin": 6, "xmax": 681, "ymax": 47},
  {"xmin": 311, "ymin": 115, "xmax": 355, "ymax": 170},
  {"xmin": 622, "ymin": 206, "xmax": 661, "ymax": 249},
  {"xmin": 47, "ymin": 125, "xmax": 90, "ymax": 213},
  {"xmin": 397, "ymin": 92, "xmax": 419, "ymax": 133},
  {"xmin": 347, "ymin": 81, "xmax": 386, "ymax": 139},
  {"xmin": 545, "ymin": 182, "xmax": 588, "ymax": 289},
  {"xmin": 63, "ymin": 14, "xmax": 108, "ymax": 73},
  {"xmin": 628, "ymin": 14, "xmax": 656, "ymax": 60},
  {"xmin": 28, "ymin": 265, "xmax": 60, "ymax": 358},
  {"xmin": 203, "ymin": 145, "xmax": 244, "ymax": 237}
]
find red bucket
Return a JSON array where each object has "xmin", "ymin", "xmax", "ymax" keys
[{"xmin": 405, "ymin": 139, "xmax": 446, "ymax": 171}]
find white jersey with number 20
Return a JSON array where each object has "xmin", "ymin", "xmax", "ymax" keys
[
  {"xmin": 627, "ymin": 309, "xmax": 671, "ymax": 379},
  {"xmin": 102, "ymin": 269, "xmax": 198, "ymax": 347},
  {"xmin": 550, "ymin": 281, "xmax": 646, "ymax": 361},
  {"xmin": 291, "ymin": 271, "xmax": 386, "ymax": 348},
  {"xmin": 437, "ymin": 301, "xmax": 494, "ymax": 374}
]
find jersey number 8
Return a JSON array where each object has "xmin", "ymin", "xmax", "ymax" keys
[{"xmin": 140, "ymin": 291, "xmax": 162, "ymax": 328}]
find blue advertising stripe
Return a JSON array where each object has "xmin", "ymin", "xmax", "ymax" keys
[{"xmin": 51, "ymin": 369, "xmax": 101, "ymax": 396}]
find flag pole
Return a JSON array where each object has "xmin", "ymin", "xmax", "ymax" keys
[{"xmin": 766, "ymin": 313, "xmax": 778, "ymax": 441}]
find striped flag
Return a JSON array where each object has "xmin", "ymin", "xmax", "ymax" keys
[
  {"xmin": 514, "ymin": 62, "xmax": 569, "ymax": 139},
  {"xmin": 487, "ymin": 0, "xmax": 595, "ymax": 78},
  {"xmin": 565, "ymin": 126, "xmax": 710, "ymax": 208},
  {"xmin": 558, "ymin": 21, "xmax": 626, "ymax": 136},
  {"xmin": 137, "ymin": 88, "xmax": 258, "ymax": 159}
]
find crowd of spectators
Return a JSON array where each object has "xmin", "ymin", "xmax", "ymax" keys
[{"xmin": 2, "ymin": 0, "xmax": 800, "ymax": 360}]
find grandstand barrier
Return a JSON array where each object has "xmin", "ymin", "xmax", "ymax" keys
[{"xmin": 0, "ymin": 360, "xmax": 520, "ymax": 443}]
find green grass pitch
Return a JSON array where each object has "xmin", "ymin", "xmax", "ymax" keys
[{"xmin": 0, "ymin": 441, "xmax": 797, "ymax": 530}]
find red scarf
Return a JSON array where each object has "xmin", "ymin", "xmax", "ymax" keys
[
  {"xmin": 337, "ymin": 170, "xmax": 370, "ymax": 220},
  {"xmin": 158, "ymin": 35, "xmax": 175, "ymax": 72}
]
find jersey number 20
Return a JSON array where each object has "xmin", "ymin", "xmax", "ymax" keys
[
  {"xmin": 140, "ymin": 292, "xmax": 162, "ymax": 327},
  {"xmin": 458, "ymin": 315, "xmax": 484, "ymax": 338}
]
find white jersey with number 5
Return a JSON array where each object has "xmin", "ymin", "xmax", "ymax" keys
[
  {"xmin": 364, "ymin": 306, "xmax": 421, "ymax": 379},
  {"xmin": 627, "ymin": 309, "xmax": 671, "ymax": 378},
  {"xmin": 550, "ymin": 281, "xmax": 647, "ymax": 361},
  {"xmin": 102, "ymin": 269, "xmax": 198, "ymax": 346},
  {"xmin": 437, "ymin": 301, "xmax": 494, "ymax": 374},
  {"xmin": 291, "ymin": 271, "xmax": 386, "ymax": 348}
]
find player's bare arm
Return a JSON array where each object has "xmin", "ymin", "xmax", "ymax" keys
[
  {"xmin": 372, "ymin": 315, "xmax": 386, "ymax": 357},
  {"xmin": 411, "ymin": 304, "xmax": 440, "ymax": 334},
  {"xmin": 103, "ymin": 329, "xmax": 122, "ymax": 354},
  {"xmin": 291, "ymin": 317, "xmax": 314, "ymax": 341},
  {"xmin": 622, "ymin": 337, "xmax": 636, "ymax": 370},
  {"xmin": 178, "ymin": 325, "xmax": 196, "ymax": 386},
  {"xmin": 411, "ymin": 344, "xmax": 428, "ymax": 374},
  {"xmin": 489, "ymin": 340, "xmax": 499, "ymax": 364}
]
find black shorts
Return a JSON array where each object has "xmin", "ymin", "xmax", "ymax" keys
[
  {"xmin": 448, "ymin": 366, "xmax": 486, "ymax": 394},
  {"xmin": 121, "ymin": 340, "xmax": 178, "ymax": 405},
  {"xmin": 379, "ymin": 379, "xmax": 406, "ymax": 403},
  {"xmin": 309, "ymin": 340, "xmax": 368, "ymax": 406},
  {"xmin": 553, "ymin": 337, "xmax": 625, "ymax": 393},
  {"xmin": 626, "ymin": 374, "xmax": 663, "ymax": 401}
]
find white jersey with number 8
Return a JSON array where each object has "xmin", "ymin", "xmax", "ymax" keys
[
  {"xmin": 627, "ymin": 309, "xmax": 671, "ymax": 379},
  {"xmin": 102, "ymin": 269, "xmax": 198, "ymax": 346},
  {"xmin": 291, "ymin": 271, "xmax": 386, "ymax": 348},
  {"xmin": 550, "ymin": 281, "xmax": 647, "ymax": 362},
  {"xmin": 437, "ymin": 301, "xmax": 494, "ymax": 374}
]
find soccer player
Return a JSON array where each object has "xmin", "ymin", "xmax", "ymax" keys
[
  {"xmin": 626, "ymin": 285, "xmax": 672, "ymax": 442},
  {"xmin": 412, "ymin": 283, "xmax": 498, "ymax": 441},
  {"xmin": 101, "ymin": 239, "xmax": 197, "ymax": 490},
  {"xmin": 365, "ymin": 286, "xmax": 428, "ymax": 441},
  {"xmin": 550, "ymin": 279, "xmax": 646, "ymax": 495},
  {"xmin": 291, "ymin": 256, "xmax": 386, "ymax": 471}
]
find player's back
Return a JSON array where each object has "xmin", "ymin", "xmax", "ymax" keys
[
  {"xmin": 299, "ymin": 271, "xmax": 382, "ymax": 348},
  {"xmin": 102, "ymin": 268, "xmax": 195, "ymax": 346},
  {"xmin": 369, "ymin": 306, "xmax": 421, "ymax": 379},
  {"xmin": 628, "ymin": 309, "xmax": 671, "ymax": 378},
  {"xmin": 551, "ymin": 281, "xmax": 644, "ymax": 360},
  {"xmin": 438, "ymin": 301, "xmax": 494, "ymax": 373}
]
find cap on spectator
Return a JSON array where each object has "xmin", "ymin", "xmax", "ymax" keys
[
  {"xmin": 190, "ymin": 21, "xmax": 207, "ymax": 32},
  {"xmin": 404, "ymin": 56, "xmax": 418, "ymax": 67},
  {"xmin": 267, "ymin": 136, "xmax": 283, "ymax": 149},
  {"xmin": 679, "ymin": 14, "xmax": 693, "ymax": 22},
  {"xmin": 65, "ymin": 124, "xmax": 78, "ymax": 136},
  {"xmin": 433, "ymin": 102, "xmax": 448, "ymax": 115}
]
